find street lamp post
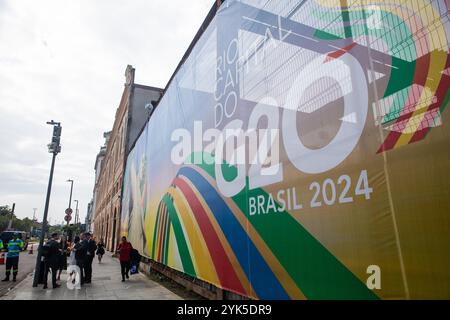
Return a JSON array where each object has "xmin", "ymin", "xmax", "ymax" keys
[
  {"xmin": 32, "ymin": 120, "xmax": 61, "ymax": 287},
  {"xmin": 67, "ymin": 179, "xmax": 74, "ymax": 210},
  {"xmin": 7, "ymin": 203, "xmax": 15, "ymax": 230},
  {"xmin": 73, "ymin": 199, "xmax": 79, "ymax": 225},
  {"xmin": 31, "ymin": 208, "xmax": 37, "ymax": 236},
  {"xmin": 65, "ymin": 179, "xmax": 74, "ymax": 230}
]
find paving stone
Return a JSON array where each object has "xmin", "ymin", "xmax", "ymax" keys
[{"xmin": 0, "ymin": 253, "xmax": 183, "ymax": 300}]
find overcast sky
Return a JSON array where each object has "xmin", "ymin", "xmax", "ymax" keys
[{"xmin": 0, "ymin": 0, "xmax": 214, "ymax": 224}]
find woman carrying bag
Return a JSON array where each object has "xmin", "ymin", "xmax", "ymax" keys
[{"xmin": 116, "ymin": 236, "xmax": 133, "ymax": 282}]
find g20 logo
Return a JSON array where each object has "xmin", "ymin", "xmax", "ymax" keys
[{"xmin": 215, "ymin": 53, "xmax": 369, "ymax": 197}]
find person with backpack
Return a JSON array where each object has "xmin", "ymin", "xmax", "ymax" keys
[
  {"xmin": 43, "ymin": 233, "xmax": 61, "ymax": 289},
  {"xmin": 116, "ymin": 236, "xmax": 133, "ymax": 282}
]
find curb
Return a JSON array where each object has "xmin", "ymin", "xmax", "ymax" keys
[{"xmin": 0, "ymin": 271, "xmax": 34, "ymax": 299}]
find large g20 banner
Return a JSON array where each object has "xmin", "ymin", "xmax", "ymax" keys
[{"xmin": 121, "ymin": 0, "xmax": 450, "ymax": 299}]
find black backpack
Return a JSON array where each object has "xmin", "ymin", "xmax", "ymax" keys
[{"xmin": 131, "ymin": 249, "xmax": 141, "ymax": 263}]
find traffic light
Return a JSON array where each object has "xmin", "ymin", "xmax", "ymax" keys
[
  {"xmin": 47, "ymin": 125, "xmax": 62, "ymax": 154},
  {"xmin": 52, "ymin": 126, "xmax": 61, "ymax": 143}
]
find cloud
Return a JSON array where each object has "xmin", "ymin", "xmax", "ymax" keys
[{"xmin": 0, "ymin": 0, "xmax": 214, "ymax": 222}]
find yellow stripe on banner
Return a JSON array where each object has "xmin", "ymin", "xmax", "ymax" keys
[
  {"xmin": 154, "ymin": 202, "xmax": 165, "ymax": 262},
  {"xmin": 167, "ymin": 224, "xmax": 177, "ymax": 269},
  {"xmin": 395, "ymin": 50, "xmax": 448, "ymax": 147},
  {"xmin": 197, "ymin": 169, "xmax": 306, "ymax": 299},
  {"xmin": 142, "ymin": 206, "xmax": 150, "ymax": 257},
  {"xmin": 179, "ymin": 175, "xmax": 255, "ymax": 298},
  {"xmin": 121, "ymin": 220, "xmax": 129, "ymax": 238},
  {"xmin": 168, "ymin": 186, "xmax": 220, "ymax": 285},
  {"xmin": 146, "ymin": 202, "xmax": 158, "ymax": 259}
]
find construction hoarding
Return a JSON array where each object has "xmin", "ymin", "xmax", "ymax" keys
[{"xmin": 121, "ymin": 0, "xmax": 450, "ymax": 299}]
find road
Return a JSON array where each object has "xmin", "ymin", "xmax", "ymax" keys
[{"xmin": 0, "ymin": 244, "xmax": 37, "ymax": 297}]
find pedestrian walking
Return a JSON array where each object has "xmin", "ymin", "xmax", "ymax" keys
[
  {"xmin": 74, "ymin": 233, "xmax": 87, "ymax": 285},
  {"xmin": 57, "ymin": 236, "xmax": 68, "ymax": 281},
  {"xmin": 116, "ymin": 236, "xmax": 133, "ymax": 282},
  {"xmin": 43, "ymin": 233, "xmax": 61, "ymax": 289},
  {"xmin": 84, "ymin": 233, "xmax": 96, "ymax": 283},
  {"xmin": 96, "ymin": 238, "xmax": 105, "ymax": 263},
  {"xmin": 1, "ymin": 233, "xmax": 24, "ymax": 282}
]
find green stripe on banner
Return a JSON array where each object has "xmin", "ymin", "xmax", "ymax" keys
[
  {"xmin": 162, "ymin": 194, "xmax": 196, "ymax": 276},
  {"xmin": 151, "ymin": 202, "xmax": 162, "ymax": 259},
  {"xmin": 164, "ymin": 213, "xmax": 171, "ymax": 265},
  {"xmin": 311, "ymin": 7, "xmax": 417, "ymax": 122},
  {"xmin": 439, "ymin": 89, "xmax": 450, "ymax": 114},
  {"xmin": 190, "ymin": 152, "xmax": 378, "ymax": 300}
]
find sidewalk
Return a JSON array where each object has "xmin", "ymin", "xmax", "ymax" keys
[{"xmin": 0, "ymin": 253, "xmax": 183, "ymax": 300}]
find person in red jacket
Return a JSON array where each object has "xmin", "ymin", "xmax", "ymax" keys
[{"xmin": 116, "ymin": 236, "xmax": 133, "ymax": 282}]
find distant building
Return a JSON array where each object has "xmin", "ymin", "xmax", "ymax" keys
[
  {"xmin": 92, "ymin": 65, "xmax": 162, "ymax": 251},
  {"xmin": 85, "ymin": 199, "xmax": 94, "ymax": 232},
  {"xmin": 85, "ymin": 133, "xmax": 109, "ymax": 233}
]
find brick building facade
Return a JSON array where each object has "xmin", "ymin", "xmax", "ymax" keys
[{"xmin": 93, "ymin": 65, "xmax": 162, "ymax": 251}]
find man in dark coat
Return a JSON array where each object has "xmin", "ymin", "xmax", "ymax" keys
[
  {"xmin": 43, "ymin": 233, "xmax": 61, "ymax": 289},
  {"xmin": 83, "ymin": 233, "xmax": 97, "ymax": 283},
  {"xmin": 74, "ymin": 233, "xmax": 88, "ymax": 285}
]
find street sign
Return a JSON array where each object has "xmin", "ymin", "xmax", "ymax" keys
[
  {"xmin": 64, "ymin": 215, "xmax": 72, "ymax": 222},
  {"xmin": 65, "ymin": 208, "xmax": 73, "ymax": 215}
]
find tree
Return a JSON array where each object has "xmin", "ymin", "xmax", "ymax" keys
[
  {"xmin": 0, "ymin": 205, "xmax": 14, "ymax": 232},
  {"xmin": 0, "ymin": 205, "xmax": 35, "ymax": 233},
  {"xmin": 48, "ymin": 224, "xmax": 64, "ymax": 235},
  {"xmin": 0, "ymin": 215, "xmax": 10, "ymax": 231},
  {"xmin": 12, "ymin": 217, "xmax": 33, "ymax": 232},
  {"xmin": 0, "ymin": 205, "xmax": 14, "ymax": 217}
]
